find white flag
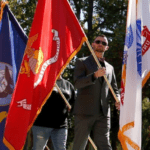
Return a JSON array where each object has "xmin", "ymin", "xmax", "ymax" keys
[
  {"xmin": 141, "ymin": 0, "xmax": 150, "ymax": 87},
  {"xmin": 118, "ymin": 0, "xmax": 142, "ymax": 149}
]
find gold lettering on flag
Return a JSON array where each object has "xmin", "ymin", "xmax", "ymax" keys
[
  {"xmin": 118, "ymin": 122, "xmax": 140, "ymax": 150},
  {"xmin": 20, "ymin": 34, "xmax": 44, "ymax": 77}
]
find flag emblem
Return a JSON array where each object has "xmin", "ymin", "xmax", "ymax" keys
[
  {"xmin": 0, "ymin": 62, "xmax": 13, "ymax": 106},
  {"xmin": 142, "ymin": 26, "xmax": 150, "ymax": 55},
  {"xmin": 20, "ymin": 34, "xmax": 44, "ymax": 77},
  {"xmin": 125, "ymin": 25, "xmax": 134, "ymax": 49}
]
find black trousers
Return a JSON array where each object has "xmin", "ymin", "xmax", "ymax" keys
[{"xmin": 73, "ymin": 115, "xmax": 112, "ymax": 150}]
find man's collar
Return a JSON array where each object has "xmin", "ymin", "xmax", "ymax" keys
[{"xmin": 98, "ymin": 57, "xmax": 105, "ymax": 62}]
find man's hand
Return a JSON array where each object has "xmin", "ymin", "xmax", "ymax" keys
[
  {"xmin": 94, "ymin": 67, "xmax": 106, "ymax": 78},
  {"xmin": 115, "ymin": 102, "xmax": 120, "ymax": 110}
]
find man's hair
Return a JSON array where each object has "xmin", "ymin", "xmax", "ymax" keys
[
  {"xmin": 95, "ymin": 34, "xmax": 107, "ymax": 40},
  {"xmin": 93, "ymin": 34, "xmax": 108, "ymax": 43}
]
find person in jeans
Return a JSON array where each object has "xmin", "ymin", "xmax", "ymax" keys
[{"xmin": 32, "ymin": 75, "xmax": 75, "ymax": 150}]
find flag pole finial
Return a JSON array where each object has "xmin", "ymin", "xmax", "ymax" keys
[{"xmin": 0, "ymin": 1, "xmax": 8, "ymax": 21}]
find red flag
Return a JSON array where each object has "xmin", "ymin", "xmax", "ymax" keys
[{"xmin": 3, "ymin": 0, "xmax": 87, "ymax": 149}]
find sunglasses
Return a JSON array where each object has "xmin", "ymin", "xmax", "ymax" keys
[{"xmin": 94, "ymin": 40, "xmax": 107, "ymax": 46}]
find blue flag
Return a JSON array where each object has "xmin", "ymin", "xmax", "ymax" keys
[{"xmin": 0, "ymin": 4, "xmax": 27, "ymax": 150}]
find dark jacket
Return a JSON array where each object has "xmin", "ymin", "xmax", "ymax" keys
[
  {"xmin": 73, "ymin": 55, "xmax": 120, "ymax": 117},
  {"xmin": 34, "ymin": 78, "xmax": 75, "ymax": 128}
]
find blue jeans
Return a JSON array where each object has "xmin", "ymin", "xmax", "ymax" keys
[{"xmin": 32, "ymin": 126, "xmax": 68, "ymax": 150}]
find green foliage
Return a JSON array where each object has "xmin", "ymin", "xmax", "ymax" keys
[
  {"xmin": 8, "ymin": 0, "xmax": 38, "ymax": 35},
  {"xmin": 142, "ymin": 98, "xmax": 150, "ymax": 149}
]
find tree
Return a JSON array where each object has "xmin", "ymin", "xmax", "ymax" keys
[
  {"xmin": 142, "ymin": 98, "xmax": 150, "ymax": 149},
  {"xmin": 8, "ymin": 0, "xmax": 38, "ymax": 35},
  {"xmin": 69, "ymin": 0, "xmax": 83, "ymax": 20}
]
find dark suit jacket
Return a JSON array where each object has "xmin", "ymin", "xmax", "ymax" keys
[{"xmin": 73, "ymin": 55, "xmax": 120, "ymax": 117}]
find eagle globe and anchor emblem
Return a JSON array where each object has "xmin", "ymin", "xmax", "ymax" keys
[{"xmin": 0, "ymin": 62, "xmax": 13, "ymax": 123}]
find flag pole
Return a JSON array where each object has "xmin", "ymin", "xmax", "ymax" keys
[
  {"xmin": 55, "ymin": 83, "xmax": 98, "ymax": 150},
  {"xmin": 55, "ymin": 83, "xmax": 71, "ymax": 110},
  {"xmin": 85, "ymin": 40, "xmax": 120, "ymax": 103}
]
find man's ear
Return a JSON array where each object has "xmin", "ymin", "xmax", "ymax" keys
[{"xmin": 105, "ymin": 46, "xmax": 109, "ymax": 51}]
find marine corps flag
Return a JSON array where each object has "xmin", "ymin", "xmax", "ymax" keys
[{"xmin": 3, "ymin": 0, "xmax": 87, "ymax": 149}]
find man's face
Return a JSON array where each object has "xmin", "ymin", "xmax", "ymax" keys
[{"xmin": 92, "ymin": 36, "xmax": 109, "ymax": 53}]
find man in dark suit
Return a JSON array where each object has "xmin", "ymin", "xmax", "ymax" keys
[{"xmin": 73, "ymin": 35, "xmax": 120, "ymax": 150}]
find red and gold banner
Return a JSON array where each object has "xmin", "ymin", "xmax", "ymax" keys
[{"xmin": 3, "ymin": 0, "xmax": 87, "ymax": 149}]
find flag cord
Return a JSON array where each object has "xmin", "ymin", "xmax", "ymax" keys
[
  {"xmin": 55, "ymin": 83, "xmax": 98, "ymax": 150},
  {"xmin": 85, "ymin": 40, "xmax": 120, "ymax": 103}
]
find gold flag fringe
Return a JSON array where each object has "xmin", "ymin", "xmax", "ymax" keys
[{"xmin": 118, "ymin": 122, "xmax": 140, "ymax": 150}]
